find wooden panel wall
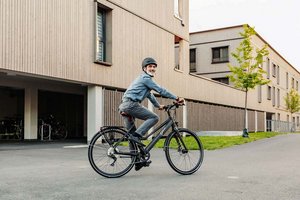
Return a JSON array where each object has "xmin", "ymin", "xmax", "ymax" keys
[
  {"xmin": 0, "ymin": 0, "xmax": 249, "ymax": 111},
  {"xmin": 103, "ymin": 90, "xmax": 265, "ymax": 133},
  {"xmin": 103, "ymin": 89, "xmax": 147, "ymax": 128},
  {"xmin": 106, "ymin": 0, "xmax": 189, "ymax": 40},
  {"xmin": 103, "ymin": 89, "xmax": 124, "ymax": 126},
  {"xmin": 257, "ymin": 111, "xmax": 265, "ymax": 132},
  {"xmin": 187, "ymin": 101, "xmax": 245, "ymax": 132},
  {"xmin": 248, "ymin": 110, "xmax": 255, "ymax": 132},
  {"xmin": 153, "ymin": 96, "xmax": 183, "ymax": 129}
]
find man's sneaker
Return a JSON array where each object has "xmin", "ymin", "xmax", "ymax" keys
[{"xmin": 135, "ymin": 162, "xmax": 144, "ymax": 171}]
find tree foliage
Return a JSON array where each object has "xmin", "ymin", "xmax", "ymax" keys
[
  {"xmin": 285, "ymin": 89, "xmax": 300, "ymax": 115},
  {"xmin": 228, "ymin": 25, "xmax": 270, "ymax": 91}
]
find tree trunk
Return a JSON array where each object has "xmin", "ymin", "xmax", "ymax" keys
[
  {"xmin": 290, "ymin": 112, "xmax": 294, "ymax": 132},
  {"xmin": 243, "ymin": 90, "xmax": 249, "ymax": 137}
]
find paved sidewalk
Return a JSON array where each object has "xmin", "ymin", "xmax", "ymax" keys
[{"xmin": 1, "ymin": 134, "xmax": 300, "ymax": 200}]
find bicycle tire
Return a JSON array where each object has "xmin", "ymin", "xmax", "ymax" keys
[
  {"xmin": 38, "ymin": 125, "xmax": 50, "ymax": 140},
  {"xmin": 164, "ymin": 128, "xmax": 204, "ymax": 175},
  {"xmin": 88, "ymin": 128, "xmax": 137, "ymax": 178},
  {"xmin": 55, "ymin": 126, "xmax": 68, "ymax": 140}
]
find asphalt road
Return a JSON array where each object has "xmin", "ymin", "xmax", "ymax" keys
[{"xmin": 1, "ymin": 134, "xmax": 300, "ymax": 200}]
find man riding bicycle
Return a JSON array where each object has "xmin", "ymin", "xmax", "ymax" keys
[{"xmin": 119, "ymin": 57, "xmax": 184, "ymax": 171}]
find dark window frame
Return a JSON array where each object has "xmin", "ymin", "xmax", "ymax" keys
[
  {"xmin": 266, "ymin": 58, "xmax": 270, "ymax": 79},
  {"xmin": 211, "ymin": 46, "xmax": 229, "ymax": 64},
  {"xmin": 272, "ymin": 63, "xmax": 276, "ymax": 77},
  {"xmin": 94, "ymin": 3, "xmax": 112, "ymax": 66},
  {"xmin": 267, "ymin": 85, "xmax": 271, "ymax": 100},
  {"xmin": 277, "ymin": 88, "xmax": 280, "ymax": 108},
  {"xmin": 258, "ymin": 85, "xmax": 262, "ymax": 103},
  {"xmin": 211, "ymin": 77, "xmax": 229, "ymax": 85},
  {"xmin": 189, "ymin": 48, "xmax": 196, "ymax": 73}
]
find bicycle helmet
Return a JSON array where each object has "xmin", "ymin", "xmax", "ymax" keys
[{"xmin": 142, "ymin": 57, "xmax": 157, "ymax": 69}]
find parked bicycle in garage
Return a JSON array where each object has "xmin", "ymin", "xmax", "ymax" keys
[
  {"xmin": 0, "ymin": 117, "xmax": 23, "ymax": 140},
  {"xmin": 38, "ymin": 114, "xmax": 68, "ymax": 140}
]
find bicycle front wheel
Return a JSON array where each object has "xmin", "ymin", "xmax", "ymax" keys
[
  {"xmin": 165, "ymin": 128, "xmax": 204, "ymax": 175},
  {"xmin": 88, "ymin": 129, "xmax": 137, "ymax": 178}
]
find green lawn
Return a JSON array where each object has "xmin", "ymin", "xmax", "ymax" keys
[
  {"xmin": 142, "ymin": 132, "xmax": 294, "ymax": 150},
  {"xmin": 200, "ymin": 132, "xmax": 289, "ymax": 150}
]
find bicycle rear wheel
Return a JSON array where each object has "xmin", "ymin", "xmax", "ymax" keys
[
  {"xmin": 165, "ymin": 128, "xmax": 204, "ymax": 175},
  {"xmin": 88, "ymin": 129, "xmax": 137, "ymax": 178}
]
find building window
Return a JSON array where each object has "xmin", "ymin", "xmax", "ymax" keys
[
  {"xmin": 190, "ymin": 48, "xmax": 196, "ymax": 73},
  {"xmin": 212, "ymin": 77, "xmax": 229, "ymax": 85},
  {"xmin": 267, "ymin": 58, "xmax": 270, "ymax": 79},
  {"xmin": 258, "ymin": 85, "xmax": 262, "ymax": 103},
  {"xmin": 297, "ymin": 81, "xmax": 299, "ymax": 91},
  {"xmin": 293, "ymin": 117, "xmax": 296, "ymax": 126},
  {"xmin": 286, "ymin": 72, "xmax": 289, "ymax": 89},
  {"xmin": 277, "ymin": 65, "xmax": 280, "ymax": 85},
  {"xmin": 96, "ymin": 7, "xmax": 106, "ymax": 62},
  {"xmin": 267, "ymin": 86, "xmax": 271, "ymax": 100},
  {"xmin": 174, "ymin": 35, "xmax": 183, "ymax": 71},
  {"xmin": 277, "ymin": 88, "xmax": 280, "ymax": 107},
  {"xmin": 95, "ymin": 4, "xmax": 112, "ymax": 64},
  {"xmin": 277, "ymin": 113, "xmax": 280, "ymax": 121},
  {"xmin": 297, "ymin": 116, "xmax": 300, "ymax": 126},
  {"xmin": 292, "ymin": 77, "xmax": 295, "ymax": 89},
  {"xmin": 212, "ymin": 46, "xmax": 229, "ymax": 63},
  {"xmin": 272, "ymin": 87, "xmax": 275, "ymax": 106},
  {"xmin": 272, "ymin": 63, "xmax": 276, "ymax": 77}
]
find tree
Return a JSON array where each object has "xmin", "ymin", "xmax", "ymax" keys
[
  {"xmin": 228, "ymin": 25, "xmax": 270, "ymax": 137},
  {"xmin": 284, "ymin": 89, "xmax": 300, "ymax": 131}
]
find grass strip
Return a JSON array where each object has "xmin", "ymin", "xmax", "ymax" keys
[{"xmin": 142, "ymin": 132, "xmax": 293, "ymax": 150}]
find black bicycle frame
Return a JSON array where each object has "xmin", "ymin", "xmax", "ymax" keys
[
  {"xmin": 143, "ymin": 118, "xmax": 173, "ymax": 153},
  {"xmin": 113, "ymin": 104, "xmax": 180, "ymax": 156},
  {"xmin": 114, "ymin": 116, "xmax": 175, "ymax": 157}
]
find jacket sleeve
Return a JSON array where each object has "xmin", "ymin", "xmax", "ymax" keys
[
  {"xmin": 147, "ymin": 92, "xmax": 160, "ymax": 108},
  {"xmin": 143, "ymin": 77, "xmax": 177, "ymax": 100}
]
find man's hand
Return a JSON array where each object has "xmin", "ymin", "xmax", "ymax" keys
[
  {"xmin": 176, "ymin": 97, "xmax": 185, "ymax": 105},
  {"xmin": 158, "ymin": 105, "xmax": 165, "ymax": 110}
]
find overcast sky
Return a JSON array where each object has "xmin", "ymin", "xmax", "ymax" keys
[{"xmin": 189, "ymin": 0, "xmax": 300, "ymax": 70}]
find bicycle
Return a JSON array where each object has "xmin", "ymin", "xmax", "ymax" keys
[
  {"xmin": 0, "ymin": 118, "xmax": 23, "ymax": 140},
  {"xmin": 88, "ymin": 102, "xmax": 204, "ymax": 178},
  {"xmin": 38, "ymin": 115, "xmax": 68, "ymax": 140}
]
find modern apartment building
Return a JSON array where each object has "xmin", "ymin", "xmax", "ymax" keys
[
  {"xmin": 0, "ymin": 0, "xmax": 194, "ymax": 141},
  {"xmin": 189, "ymin": 25, "xmax": 300, "ymax": 132},
  {"xmin": 2, "ymin": 1, "xmax": 288, "ymax": 143}
]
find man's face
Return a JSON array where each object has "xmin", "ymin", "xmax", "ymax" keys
[{"xmin": 144, "ymin": 64, "xmax": 157, "ymax": 76}]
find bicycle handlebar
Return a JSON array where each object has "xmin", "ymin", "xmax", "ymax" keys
[{"xmin": 163, "ymin": 102, "xmax": 185, "ymax": 112}]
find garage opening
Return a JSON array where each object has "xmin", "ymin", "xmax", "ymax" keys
[
  {"xmin": 0, "ymin": 86, "xmax": 24, "ymax": 140},
  {"xmin": 38, "ymin": 90, "xmax": 84, "ymax": 140}
]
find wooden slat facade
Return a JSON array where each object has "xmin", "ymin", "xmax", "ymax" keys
[
  {"xmin": 103, "ymin": 88, "xmax": 147, "ymax": 128},
  {"xmin": 0, "ymin": 0, "xmax": 248, "ymax": 110},
  {"xmin": 187, "ymin": 101, "xmax": 246, "ymax": 132},
  {"xmin": 1, "ymin": 0, "xmax": 272, "ymax": 137},
  {"xmin": 102, "ymin": 90, "xmax": 265, "ymax": 133},
  {"xmin": 257, "ymin": 111, "xmax": 265, "ymax": 131}
]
